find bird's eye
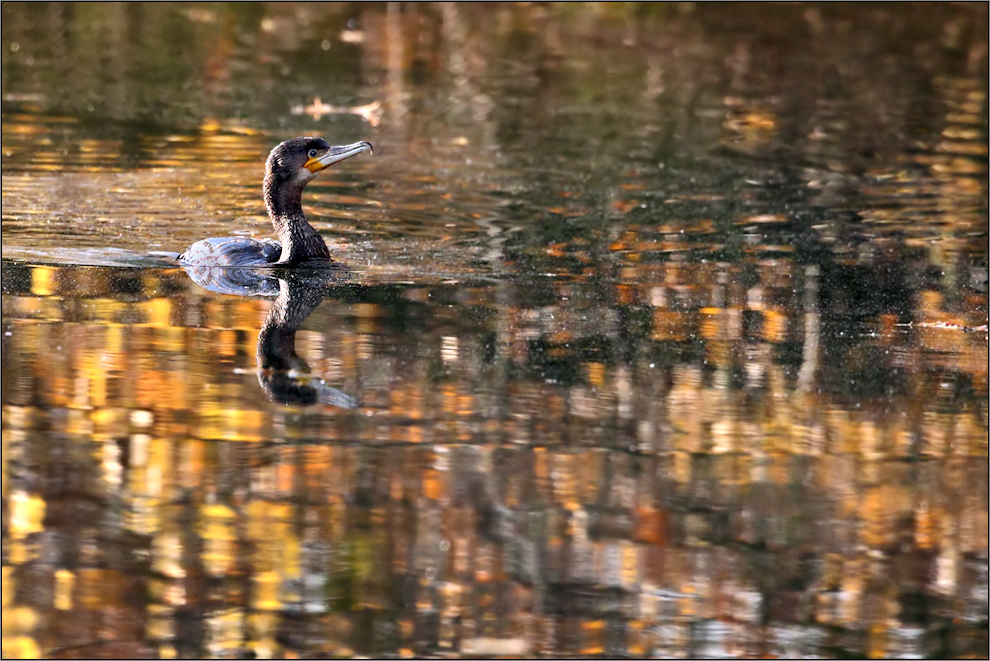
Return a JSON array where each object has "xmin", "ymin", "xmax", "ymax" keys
[{"xmin": 307, "ymin": 149, "xmax": 318, "ymax": 158}]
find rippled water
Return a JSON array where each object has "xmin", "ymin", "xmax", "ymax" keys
[{"xmin": 2, "ymin": 3, "xmax": 988, "ymax": 659}]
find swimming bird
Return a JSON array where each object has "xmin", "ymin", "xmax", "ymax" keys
[{"xmin": 178, "ymin": 136, "xmax": 372, "ymax": 267}]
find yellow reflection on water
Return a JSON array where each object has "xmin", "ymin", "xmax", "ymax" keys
[
  {"xmin": 1, "ymin": 3, "xmax": 988, "ymax": 657},
  {"xmin": 7, "ymin": 491, "xmax": 46, "ymax": 539}
]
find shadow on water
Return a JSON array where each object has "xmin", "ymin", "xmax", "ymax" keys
[{"xmin": 1, "ymin": 2, "xmax": 988, "ymax": 659}]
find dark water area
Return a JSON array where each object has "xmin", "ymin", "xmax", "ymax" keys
[{"xmin": 2, "ymin": 3, "xmax": 988, "ymax": 659}]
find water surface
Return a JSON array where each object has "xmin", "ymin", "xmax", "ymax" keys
[{"xmin": 2, "ymin": 3, "xmax": 988, "ymax": 658}]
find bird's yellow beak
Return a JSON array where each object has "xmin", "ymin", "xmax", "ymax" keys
[{"xmin": 303, "ymin": 141, "xmax": 373, "ymax": 173}]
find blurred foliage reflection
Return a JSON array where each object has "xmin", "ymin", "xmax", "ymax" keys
[
  {"xmin": 2, "ymin": 2, "xmax": 988, "ymax": 659},
  {"xmin": 2, "ymin": 260, "xmax": 987, "ymax": 658}
]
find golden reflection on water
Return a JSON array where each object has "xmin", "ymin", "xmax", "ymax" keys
[
  {"xmin": 2, "ymin": 260, "xmax": 988, "ymax": 658},
  {"xmin": 2, "ymin": 2, "xmax": 988, "ymax": 658}
]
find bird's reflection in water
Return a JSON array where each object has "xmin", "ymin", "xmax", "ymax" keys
[
  {"xmin": 181, "ymin": 265, "xmax": 521, "ymax": 544},
  {"xmin": 183, "ymin": 264, "xmax": 358, "ymax": 408}
]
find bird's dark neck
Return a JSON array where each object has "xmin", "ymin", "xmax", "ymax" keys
[
  {"xmin": 270, "ymin": 213, "xmax": 331, "ymax": 264},
  {"xmin": 265, "ymin": 174, "xmax": 332, "ymax": 264}
]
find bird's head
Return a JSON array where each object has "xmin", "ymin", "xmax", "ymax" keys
[{"xmin": 264, "ymin": 136, "xmax": 373, "ymax": 216}]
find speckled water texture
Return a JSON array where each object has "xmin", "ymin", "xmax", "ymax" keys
[{"xmin": 2, "ymin": 3, "xmax": 988, "ymax": 658}]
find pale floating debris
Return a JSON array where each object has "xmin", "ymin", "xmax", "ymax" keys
[
  {"xmin": 182, "ymin": 8, "xmax": 217, "ymax": 24},
  {"xmin": 807, "ymin": 126, "xmax": 829, "ymax": 140},
  {"xmin": 340, "ymin": 29, "xmax": 365, "ymax": 44},
  {"xmin": 737, "ymin": 213, "xmax": 788, "ymax": 225},
  {"xmin": 664, "ymin": 194, "xmax": 726, "ymax": 203},
  {"xmin": 461, "ymin": 637, "xmax": 530, "ymax": 656},
  {"xmin": 4, "ymin": 92, "xmax": 45, "ymax": 103},
  {"xmin": 291, "ymin": 98, "xmax": 383, "ymax": 126},
  {"xmin": 907, "ymin": 321, "xmax": 989, "ymax": 333}
]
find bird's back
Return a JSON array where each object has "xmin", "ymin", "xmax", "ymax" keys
[{"xmin": 177, "ymin": 236, "xmax": 282, "ymax": 267}]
